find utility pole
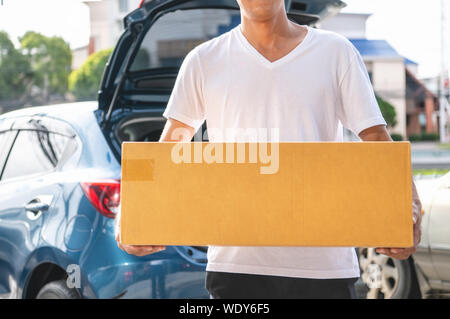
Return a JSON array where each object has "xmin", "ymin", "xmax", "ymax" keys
[{"xmin": 440, "ymin": 0, "xmax": 449, "ymax": 143}]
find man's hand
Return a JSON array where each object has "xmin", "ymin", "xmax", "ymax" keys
[
  {"xmin": 116, "ymin": 233, "xmax": 166, "ymax": 256},
  {"xmin": 114, "ymin": 207, "xmax": 166, "ymax": 256},
  {"xmin": 115, "ymin": 117, "xmax": 195, "ymax": 256},
  {"xmin": 375, "ymin": 200, "xmax": 422, "ymax": 260},
  {"xmin": 359, "ymin": 125, "xmax": 422, "ymax": 260}
]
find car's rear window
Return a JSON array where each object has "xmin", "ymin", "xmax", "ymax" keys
[{"xmin": 129, "ymin": 8, "xmax": 240, "ymax": 72}]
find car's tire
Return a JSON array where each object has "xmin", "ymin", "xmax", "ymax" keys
[
  {"xmin": 357, "ymin": 248, "xmax": 416, "ymax": 299},
  {"xmin": 36, "ymin": 280, "xmax": 81, "ymax": 299}
]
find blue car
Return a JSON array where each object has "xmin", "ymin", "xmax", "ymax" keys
[{"xmin": 0, "ymin": 0, "xmax": 345, "ymax": 299}]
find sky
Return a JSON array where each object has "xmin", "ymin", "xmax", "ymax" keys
[
  {"xmin": 342, "ymin": 0, "xmax": 449, "ymax": 79},
  {"xmin": 0, "ymin": 0, "xmax": 448, "ymax": 79},
  {"xmin": 0, "ymin": 0, "xmax": 90, "ymax": 48}
]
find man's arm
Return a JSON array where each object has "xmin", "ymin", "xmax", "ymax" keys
[
  {"xmin": 160, "ymin": 118, "xmax": 196, "ymax": 142},
  {"xmin": 116, "ymin": 118, "xmax": 195, "ymax": 256},
  {"xmin": 359, "ymin": 125, "xmax": 422, "ymax": 260}
]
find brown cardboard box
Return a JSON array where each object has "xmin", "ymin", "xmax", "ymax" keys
[{"xmin": 120, "ymin": 142, "xmax": 413, "ymax": 247}]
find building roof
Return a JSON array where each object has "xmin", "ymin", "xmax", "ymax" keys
[
  {"xmin": 404, "ymin": 57, "xmax": 418, "ymax": 65},
  {"xmin": 349, "ymin": 39, "xmax": 400, "ymax": 58},
  {"xmin": 406, "ymin": 68, "xmax": 438, "ymax": 101},
  {"xmin": 350, "ymin": 38, "xmax": 418, "ymax": 67}
]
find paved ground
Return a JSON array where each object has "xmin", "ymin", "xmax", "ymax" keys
[
  {"xmin": 411, "ymin": 142, "xmax": 450, "ymax": 169},
  {"xmin": 344, "ymin": 131, "xmax": 450, "ymax": 170}
]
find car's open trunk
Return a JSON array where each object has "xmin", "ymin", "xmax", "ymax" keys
[
  {"xmin": 109, "ymin": 109, "xmax": 207, "ymax": 158},
  {"xmin": 115, "ymin": 113, "xmax": 167, "ymax": 143}
]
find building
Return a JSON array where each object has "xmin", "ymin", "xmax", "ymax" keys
[
  {"xmin": 71, "ymin": 45, "xmax": 89, "ymax": 70},
  {"xmin": 84, "ymin": 0, "xmax": 141, "ymax": 52},
  {"xmin": 71, "ymin": 0, "xmax": 140, "ymax": 70},
  {"xmin": 320, "ymin": 13, "xmax": 439, "ymax": 139}
]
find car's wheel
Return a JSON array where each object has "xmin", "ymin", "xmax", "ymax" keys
[
  {"xmin": 357, "ymin": 248, "xmax": 413, "ymax": 299},
  {"xmin": 36, "ymin": 280, "xmax": 81, "ymax": 299}
]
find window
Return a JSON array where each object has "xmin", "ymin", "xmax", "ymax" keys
[
  {"xmin": 419, "ymin": 113, "xmax": 426, "ymax": 132},
  {"xmin": 129, "ymin": 9, "xmax": 240, "ymax": 72},
  {"xmin": 1, "ymin": 130, "xmax": 75, "ymax": 180},
  {"xmin": 0, "ymin": 131, "xmax": 16, "ymax": 173}
]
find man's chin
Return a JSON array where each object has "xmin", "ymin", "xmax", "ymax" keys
[{"xmin": 242, "ymin": 12, "xmax": 280, "ymax": 23}]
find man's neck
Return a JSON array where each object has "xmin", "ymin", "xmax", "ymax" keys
[{"xmin": 239, "ymin": 12, "xmax": 302, "ymax": 50}]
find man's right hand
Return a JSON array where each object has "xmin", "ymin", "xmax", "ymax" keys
[
  {"xmin": 115, "ymin": 117, "xmax": 194, "ymax": 257},
  {"xmin": 116, "ymin": 233, "xmax": 166, "ymax": 256}
]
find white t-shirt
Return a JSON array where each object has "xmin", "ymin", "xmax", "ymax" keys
[{"xmin": 163, "ymin": 24, "xmax": 387, "ymax": 279}]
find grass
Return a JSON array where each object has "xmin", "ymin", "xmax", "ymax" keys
[{"xmin": 413, "ymin": 169, "xmax": 449, "ymax": 176}]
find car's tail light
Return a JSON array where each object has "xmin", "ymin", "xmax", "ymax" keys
[
  {"xmin": 139, "ymin": 0, "xmax": 145, "ymax": 8},
  {"xmin": 81, "ymin": 180, "xmax": 120, "ymax": 218}
]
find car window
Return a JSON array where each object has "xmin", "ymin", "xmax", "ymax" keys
[
  {"xmin": 1, "ymin": 130, "xmax": 75, "ymax": 180},
  {"xmin": 33, "ymin": 117, "xmax": 77, "ymax": 138},
  {"xmin": 0, "ymin": 131, "xmax": 17, "ymax": 174},
  {"xmin": 129, "ymin": 8, "xmax": 240, "ymax": 71}
]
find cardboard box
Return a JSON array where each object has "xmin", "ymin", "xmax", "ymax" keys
[{"xmin": 120, "ymin": 142, "xmax": 413, "ymax": 247}]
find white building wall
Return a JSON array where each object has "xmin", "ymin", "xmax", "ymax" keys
[
  {"xmin": 370, "ymin": 59, "xmax": 407, "ymax": 137},
  {"xmin": 319, "ymin": 13, "xmax": 370, "ymax": 39},
  {"xmin": 406, "ymin": 63, "xmax": 419, "ymax": 76},
  {"xmin": 84, "ymin": 0, "xmax": 141, "ymax": 52},
  {"xmin": 72, "ymin": 46, "xmax": 89, "ymax": 70}
]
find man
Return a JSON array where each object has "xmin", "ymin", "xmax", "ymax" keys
[{"xmin": 117, "ymin": 0, "xmax": 422, "ymax": 299}]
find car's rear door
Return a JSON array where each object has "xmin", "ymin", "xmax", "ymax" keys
[
  {"xmin": 428, "ymin": 175, "xmax": 450, "ymax": 285},
  {"xmin": 0, "ymin": 120, "xmax": 18, "ymax": 297},
  {"xmin": 0, "ymin": 116, "xmax": 77, "ymax": 297}
]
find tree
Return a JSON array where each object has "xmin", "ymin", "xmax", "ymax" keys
[
  {"xmin": 0, "ymin": 31, "xmax": 32, "ymax": 103},
  {"xmin": 20, "ymin": 31, "xmax": 72, "ymax": 102},
  {"xmin": 69, "ymin": 48, "xmax": 113, "ymax": 101},
  {"xmin": 376, "ymin": 95, "xmax": 397, "ymax": 128}
]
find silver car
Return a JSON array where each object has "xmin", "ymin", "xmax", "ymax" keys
[{"xmin": 357, "ymin": 171, "xmax": 450, "ymax": 298}]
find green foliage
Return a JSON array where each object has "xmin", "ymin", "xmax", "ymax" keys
[
  {"xmin": 0, "ymin": 31, "xmax": 32, "ymax": 101},
  {"xmin": 69, "ymin": 48, "xmax": 113, "ymax": 101},
  {"xmin": 413, "ymin": 169, "xmax": 449, "ymax": 176},
  {"xmin": 0, "ymin": 30, "xmax": 72, "ymax": 107},
  {"xmin": 390, "ymin": 133, "xmax": 403, "ymax": 141},
  {"xmin": 20, "ymin": 31, "xmax": 72, "ymax": 99},
  {"xmin": 0, "ymin": 30, "xmax": 14, "ymax": 53},
  {"xmin": 408, "ymin": 132, "xmax": 440, "ymax": 142},
  {"xmin": 376, "ymin": 96, "xmax": 397, "ymax": 128},
  {"xmin": 408, "ymin": 135, "xmax": 420, "ymax": 142}
]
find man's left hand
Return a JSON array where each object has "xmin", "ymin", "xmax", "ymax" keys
[{"xmin": 375, "ymin": 201, "xmax": 422, "ymax": 260}]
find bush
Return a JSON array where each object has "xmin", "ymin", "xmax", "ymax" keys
[
  {"xmin": 69, "ymin": 48, "xmax": 113, "ymax": 101},
  {"xmin": 390, "ymin": 133, "xmax": 403, "ymax": 141},
  {"xmin": 376, "ymin": 96, "xmax": 397, "ymax": 128},
  {"xmin": 421, "ymin": 132, "xmax": 440, "ymax": 141},
  {"xmin": 408, "ymin": 132, "xmax": 440, "ymax": 142}
]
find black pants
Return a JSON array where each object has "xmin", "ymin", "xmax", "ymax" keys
[{"xmin": 206, "ymin": 271, "xmax": 358, "ymax": 299}]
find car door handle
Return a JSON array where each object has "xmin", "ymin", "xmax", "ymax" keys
[
  {"xmin": 25, "ymin": 195, "xmax": 53, "ymax": 220},
  {"xmin": 25, "ymin": 202, "xmax": 50, "ymax": 214}
]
